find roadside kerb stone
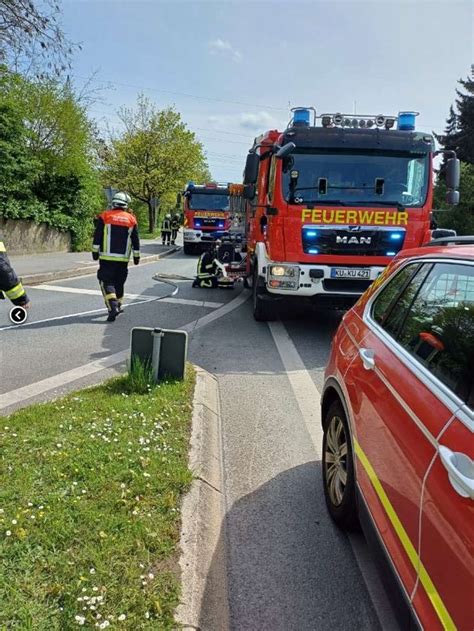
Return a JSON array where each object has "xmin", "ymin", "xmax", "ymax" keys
[
  {"xmin": 175, "ymin": 366, "xmax": 229, "ymax": 631},
  {"xmin": 20, "ymin": 246, "xmax": 179, "ymax": 286}
]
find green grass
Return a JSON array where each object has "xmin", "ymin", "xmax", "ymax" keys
[{"xmin": 0, "ymin": 367, "xmax": 195, "ymax": 630}]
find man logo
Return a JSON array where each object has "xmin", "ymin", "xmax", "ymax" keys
[{"xmin": 336, "ymin": 235, "xmax": 372, "ymax": 245}]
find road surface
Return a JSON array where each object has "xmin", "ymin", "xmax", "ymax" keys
[{"xmin": 0, "ymin": 249, "xmax": 400, "ymax": 630}]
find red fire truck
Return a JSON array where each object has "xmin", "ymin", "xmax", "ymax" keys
[
  {"xmin": 182, "ymin": 182, "xmax": 232, "ymax": 255},
  {"xmin": 240, "ymin": 108, "xmax": 460, "ymax": 320}
]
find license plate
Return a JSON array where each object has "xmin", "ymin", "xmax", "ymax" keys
[{"xmin": 330, "ymin": 268, "xmax": 371, "ymax": 279}]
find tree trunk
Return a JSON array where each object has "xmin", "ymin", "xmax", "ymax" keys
[{"xmin": 147, "ymin": 201, "xmax": 155, "ymax": 233}]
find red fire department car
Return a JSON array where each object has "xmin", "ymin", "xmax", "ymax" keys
[{"xmin": 321, "ymin": 237, "xmax": 473, "ymax": 630}]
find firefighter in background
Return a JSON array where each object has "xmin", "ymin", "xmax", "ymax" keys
[
  {"xmin": 92, "ymin": 191, "xmax": 140, "ymax": 322},
  {"xmin": 192, "ymin": 241, "xmax": 221, "ymax": 288},
  {"xmin": 0, "ymin": 232, "xmax": 30, "ymax": 309},
  {"xmin": 161, "ymin": 213, "xmax": 172, "ymax": 246},
  {"xmin": 171, "ymin": 213, "xmax": 180, "ymax": 245}
]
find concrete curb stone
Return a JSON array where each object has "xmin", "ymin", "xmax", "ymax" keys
[
  {"xmin": 175, "ymin": 366, "xmax": 229, "ymax": 630},
  {"xmin": 20, "ymin": 246, "xmax": 179, "ymax": 286}
]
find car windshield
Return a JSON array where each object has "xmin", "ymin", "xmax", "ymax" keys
[
  {"xmin": 282, "ymin": 150, "xmax": 429, "ymax": 207},
  {"xmin": 188, "ymin": 193, "xmax": 230, "ymax": 211}
]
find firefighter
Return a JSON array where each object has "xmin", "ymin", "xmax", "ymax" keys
[
  {"xmin": 171, "ymin": 213, "xmax": 180, "ymax": 245},
  {"xmin": 161, "ymin": 213, "xmax": 172, "ymax": 246},
  {"xmin": 0, "ymin": 232, "xmax": 30, "ymax": 310},
  {"xmin": 92, "ymin": 191, "xmax": 140, "ymax": 322},
  {"xmin": 192, "ymin": 241, "xmax": 220, "ymax": 288}
]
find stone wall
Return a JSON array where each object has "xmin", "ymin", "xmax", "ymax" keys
[{"xmin": 0, "ymin": 218, "xmax": 71, "ymax": 255}]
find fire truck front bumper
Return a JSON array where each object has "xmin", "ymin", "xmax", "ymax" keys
[
  {"xmin": 184, "ymin": 229, "xmax": 228, "ymax": 244},
  {"xmin": 265, "ymin": 263, "xmax": 386, "ymax": 299}
]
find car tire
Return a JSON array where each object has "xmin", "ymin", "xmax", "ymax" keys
[
  {"xmin": 183, "ymin": 243, "xmax": 195, "ymax": 255},
  {"xmin": 322, "ymin": 400, "xmax": 359, "ymax": 530},
  {"xmin": 252, "ymin": 266, "xmax": 275, "ymax": 322}
]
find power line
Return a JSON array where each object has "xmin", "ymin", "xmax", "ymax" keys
[{"xmin": 75, "ymin": 74, "xmax": 289, "ymax": 113}]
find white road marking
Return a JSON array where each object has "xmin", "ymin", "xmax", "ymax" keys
[
  {"xmin": 268, "ymin": 321, "xmax": 324, "ymax": 455},
  {"xmin": 32, "ymin": 284, "xmax": 223, "ymax": 309},
  {"xmin": 0, "ymin": 291, "xmax": 250, "ymax": 411},
  {"xmin": 268, "ymin": 319, "xmax": 399, "ymax": 631}
]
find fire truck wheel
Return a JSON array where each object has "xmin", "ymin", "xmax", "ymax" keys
[
  {"xmin": 252, "ymin": 267, "xmax": 275, "ymax": 322},
  {"xmin": 183, "ymin": 243, "xmax": 195, "ymax": 255},
  {"xmin": 322, "ymin": 400, "xmax": 359, "ymax": 531}
]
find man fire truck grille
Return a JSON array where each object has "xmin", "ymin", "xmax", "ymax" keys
[{"xmin": 302, "ymin": 225, "xmax": 406, "ymax": 257}]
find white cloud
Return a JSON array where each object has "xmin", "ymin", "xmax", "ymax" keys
[
  {"xmin": 239, "ymin": 111, "xmax": 278, "ymax": 131},
  {"xmin": 208, "ymin": 38, "xmax": 242, "ymax": 63}
]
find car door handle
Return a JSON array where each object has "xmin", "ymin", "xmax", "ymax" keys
[
  {"xmin": 439, "ymin": 445, "xmax": 474, "ymax": 499},
  {"xmin": 359, "ymin": 348, "xmax": 375, "ymax": 371}
]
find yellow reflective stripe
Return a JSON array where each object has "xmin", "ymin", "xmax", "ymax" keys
[
  {"xmin": 6, "ymin": 283, "xmax": 25, "ymax": 300},
  {"xmin": 92, "ymin": 245, "xmax": 100, "ymax": 251},
  {"xmin": 103, "ymin": 224, "xmax": 108, "ymax": 254},
  {"xmin": 105, "ymin": 293, "xmax": 116, "ymax": 300},
  {"xmin": 354, "ymin": 440, "xmax": 456, "ymax": 630},
  {"xmin": 0, "ymin": 241, "xmax": 6, "ymax": 252},
  {"xmin": 99, "ymin": 255, "xmax": 129, "ymax": 262}
]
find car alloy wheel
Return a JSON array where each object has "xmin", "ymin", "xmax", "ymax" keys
[{"xmin": 324, "ymin": 414, "xmax": 348, "ymax": 506}]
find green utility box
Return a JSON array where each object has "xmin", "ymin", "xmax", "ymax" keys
[{"xmin": 130, "ymin": 327, "xmax": 188, "ymax": 381}]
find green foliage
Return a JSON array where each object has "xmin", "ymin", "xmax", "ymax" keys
[
  {"xmin": 0, "ymin": 71, "xmax": 102, "ymax": 250},
  {"xmin": 103, "ymin": 95, "xmax": 211, "ymax": 233},
  {"xmin": 127, "ymin": 356, "xmax": 156, "ymax": 394},
  {"xmin": 434, "ymin": 76, "xmax": 474, "ymax": 235}
]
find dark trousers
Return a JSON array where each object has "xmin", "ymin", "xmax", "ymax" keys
[
  {"xmin": 162, "ymin": 230, "xmax": 171, "ymax": 245},
  {"xmin": 97, "ymin": 260, "xmax": 128, "ymax": 314},
  {"xmin": 171, "ymin": 229, "xmax": 178, "ymax": 243}
]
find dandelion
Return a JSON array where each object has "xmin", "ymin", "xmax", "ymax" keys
[
  {"xmin": 11, "ymin": 519, "xmax": 17, "ymax": 525},
  {"xmin": 120, "ymin": 483, "xmax": 126, "ymax": 489},
  {"xmin": 145, "ymin": 611, "xmax": 150, "ymax": 619},
  {"xmin": 148, "ymin": 572, "xmax": 154, "ymax": 579},
  {"xmin": 90, "ymin": 568, "xmax": 96, "ymax": 574},
  {"xmin": 75, "ymin": 615, "xmax": 86, "ymax": 625},
  {"xmin": 6, "ymin": 530, "xmax": 11, "ymax": 536},
  {"xmin": 99, "ymin": 621, "xmax": 110, "ymax": 629},
  {"xmin": 118, "ymin": 614, "xmax": 126, "ymax": 621}
]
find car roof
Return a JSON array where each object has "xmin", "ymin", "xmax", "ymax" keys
[{"xmin": 395, "ymin": 244, "xmax": 474, "ymax": 263}]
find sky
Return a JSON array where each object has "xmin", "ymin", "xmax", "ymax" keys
[{"xmin": 61, "ymin": 0, "xmax": 473, "ymax": 183}]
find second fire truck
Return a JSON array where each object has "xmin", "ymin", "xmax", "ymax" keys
[{"xmin": 182, "ymin": 182, "xmax": 232, "ymax": 254}]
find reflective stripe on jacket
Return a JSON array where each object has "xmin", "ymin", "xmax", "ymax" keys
[{"xmin": 0, "ymin": 239, "xmax": 29, "ymax": 305}]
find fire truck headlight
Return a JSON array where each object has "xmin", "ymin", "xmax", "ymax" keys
[{"xmin": 270, "ymin": 265, "xmax": 287, "ymax": 276}]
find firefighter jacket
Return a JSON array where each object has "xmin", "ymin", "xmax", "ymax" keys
[
  {"xmin": 171, "ymin": 218, "xmax": 180, "ymax": 231},
  {"xmin": 161, "ymin": 217, "xmax": 171, "ymax": 232},
  {"xmin": 197, "ymin": 251, "xmax": 218, "ymax": 278},
  {"xmin": 92, "ymin": 208, "xmax": 140, "ymax": 263},
  {"xmin": 0, "ymin": 234, "xmax": 29, "ymax": 306}
]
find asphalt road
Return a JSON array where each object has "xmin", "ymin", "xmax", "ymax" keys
[{"xmin": 0, "ymin": 249, "xmax": 400, "ymax": 631}]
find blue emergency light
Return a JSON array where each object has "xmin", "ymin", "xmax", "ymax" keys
[
  {"xmin": 390, "ymin": 232, "xmax": 403, "ymax": 241},
  {"xmin": 308, "ymin": 248, "xmax": 319, "ymax": 254},
  {"xmin": 293, "ymin": 108, "xmax": 311, "ymax": 127},
  {"xmin": 397, "ymin": 112, "xmax": 418, "ymax": 131}
]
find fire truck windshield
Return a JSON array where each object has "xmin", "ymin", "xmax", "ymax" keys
[
  {"xmin": 188, "ymin": 193, "xmax": 230, "ymax": 211},
  {"xmin": 282, "ymin": 150, "xmax": 429, "ymax": 208}
]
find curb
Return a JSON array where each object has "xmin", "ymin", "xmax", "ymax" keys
[
  {"xmin": 20, "ymin": 246, "xmax": 180, "ymax": 286},
  {"xmin": 175, "ymin": 366, "xmax": 229, "ymax": 631}
]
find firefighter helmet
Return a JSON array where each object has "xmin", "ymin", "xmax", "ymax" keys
[{"xmin": 112, "ymin": 191, "xmax": 131, "ymax": 209}]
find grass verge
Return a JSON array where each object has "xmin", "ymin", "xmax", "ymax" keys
[{"xmin": 0, "ymin": 366, "xmax": 195, "ymax": 630}]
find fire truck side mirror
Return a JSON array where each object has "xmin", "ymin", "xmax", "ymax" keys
[
  {"xmin": 243, "ymin": 184, "xmax": 256, "ymax": 200},
  {"xmin": 445, "ymin": 189, "xmax": 460, "ymax": 206},
  {"xmin": 276, "ymin": 142, "xmax": 296, "ymax": 159},
  {"xmin": 244, "ymin": 153, "xmax": 260, "ymax": 185},
  {"xmin": 446, "ymin": 158, "xmax": 460, "ymax": 191}
]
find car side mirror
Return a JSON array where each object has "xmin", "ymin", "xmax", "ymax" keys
[{"xmin": 243, "ymin": 153, "xmax": 260, "ymax": 185}]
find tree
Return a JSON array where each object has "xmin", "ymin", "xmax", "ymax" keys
[
  {"xmin": 435, "ymin": 76, "xmax": 474, "ymax": 167},
  {"xmin": 103, "ymin": 96, "xmax": 211, "ymax": 233},
  {"xmin": 0, "ymin": 0, "xmax": 76, "ymax": 77},
  {"xmin": 0, "ymin": 71, "xmax": 102, "ymax": 249}
]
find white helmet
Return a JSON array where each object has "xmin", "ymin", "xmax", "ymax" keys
[
  {"xmin": 165, "ymin": 213, "xmax": 171, "ymax": 219},
  {"xmin": 112, "ymin": 191, "xmax": 131, "ymax": 209}
]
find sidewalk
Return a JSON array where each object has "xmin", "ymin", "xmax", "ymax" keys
[{"xmin": 10, "ymin": 240, "xmax": 179, "ymax": 285}]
